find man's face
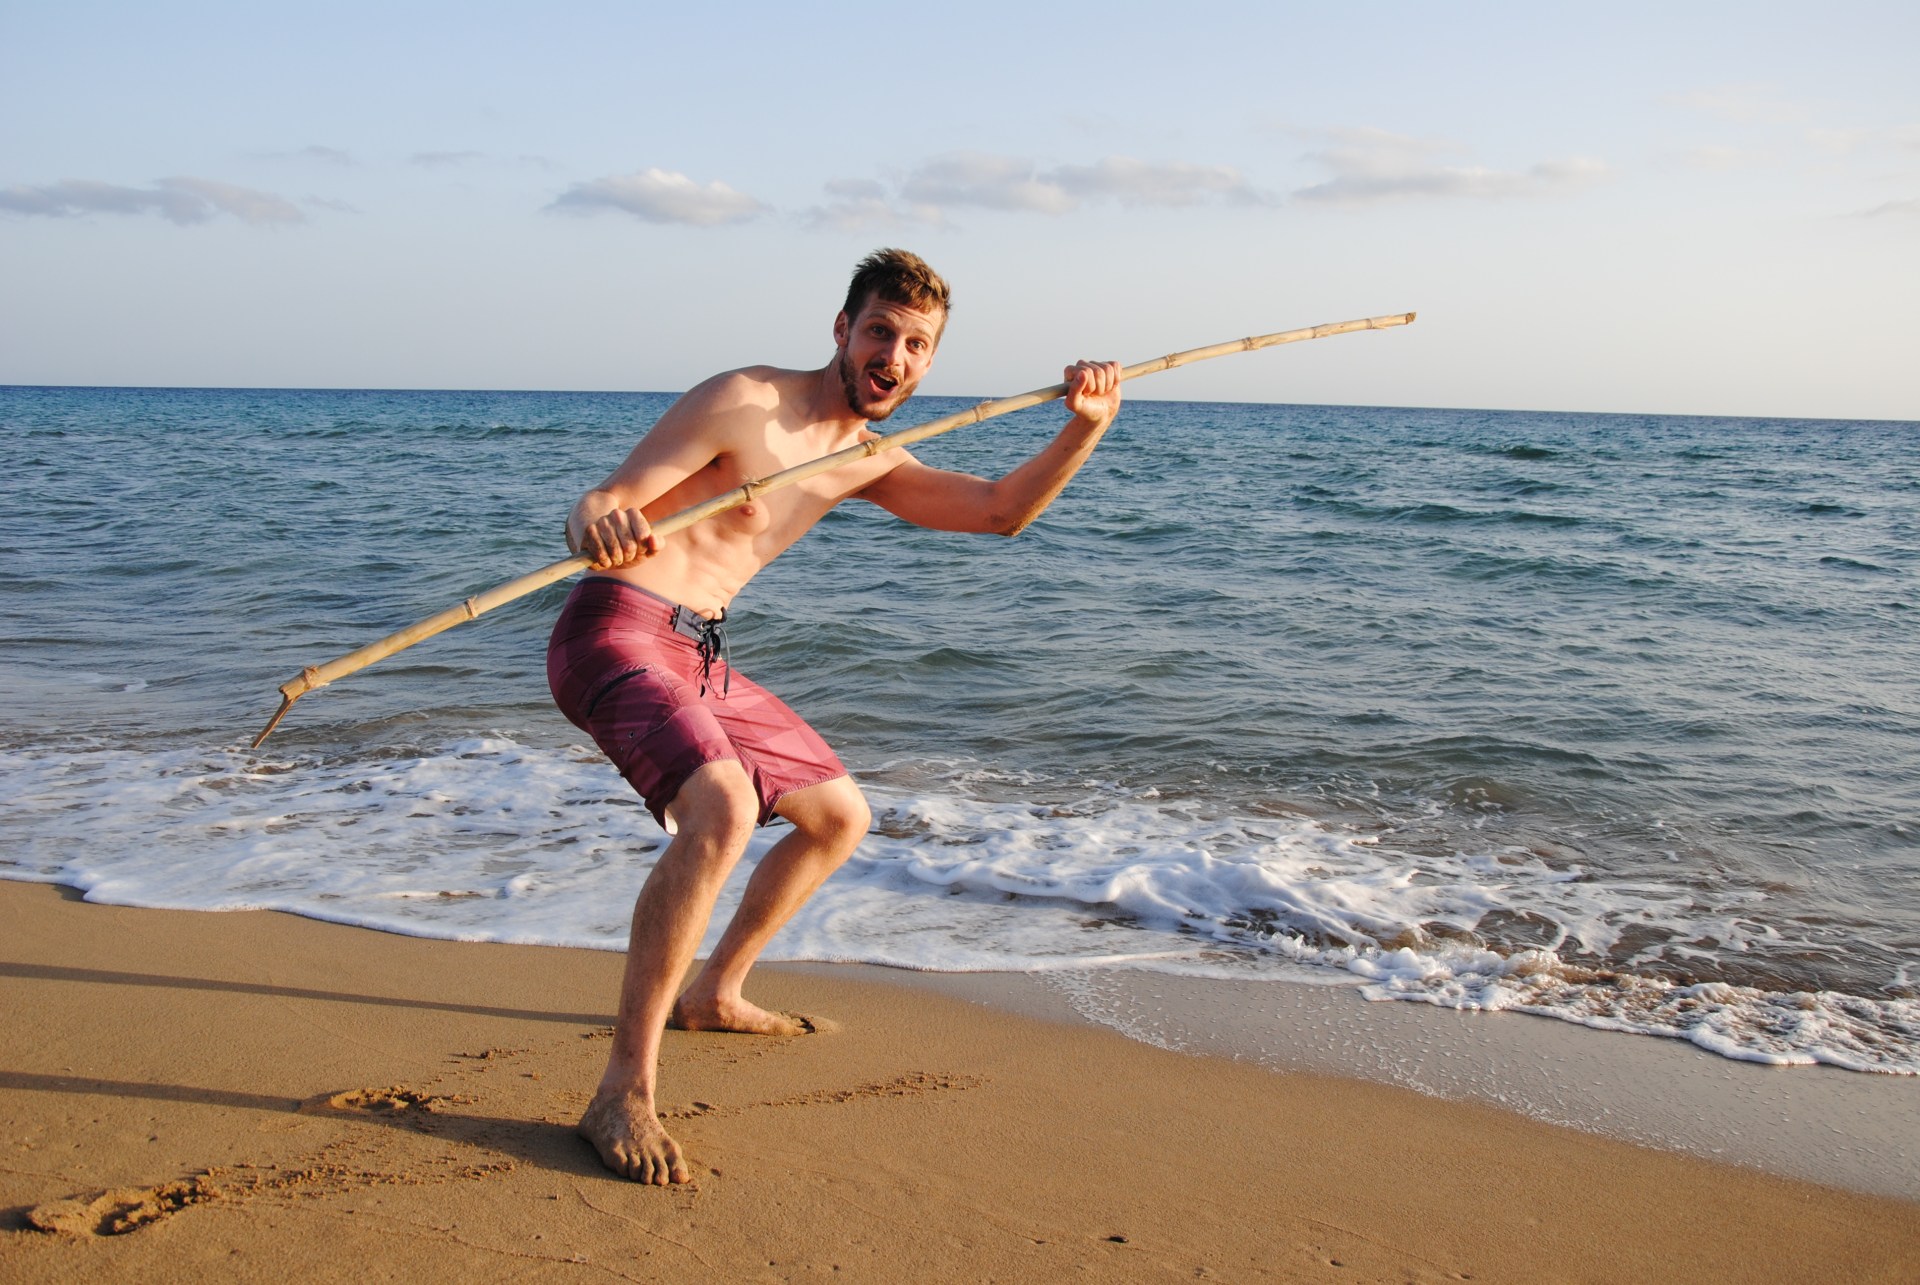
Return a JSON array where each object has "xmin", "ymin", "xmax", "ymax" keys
[{"xmin": 832, "ymin": 296, "xmax": 943, "ymax": 422}]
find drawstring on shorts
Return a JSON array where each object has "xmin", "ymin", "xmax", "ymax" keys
[{"xmin": 671, "ymin": 604, "xmax": 731, "ymax": 698}]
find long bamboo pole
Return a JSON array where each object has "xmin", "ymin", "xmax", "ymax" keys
[{"xmin": 250, "ymin": 311, "xmax": 1415, "ymax": 747}]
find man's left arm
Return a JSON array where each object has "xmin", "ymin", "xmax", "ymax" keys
[{"xmin": 858, "ymin": 360, "xmax": 1122, "ymax": 536}]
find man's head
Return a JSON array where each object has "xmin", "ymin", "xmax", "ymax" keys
[
  {"xmin": 841, "ymin": 247, "xmax": 950, "ymax": 332},
  {"xmin": 832, "ymin": 249, "xmax": 950, "ymax": 422}
]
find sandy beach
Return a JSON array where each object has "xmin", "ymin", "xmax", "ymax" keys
[{"xmin": 4, "ymin": 880, "xmax": 1916, "ymax": 1284}]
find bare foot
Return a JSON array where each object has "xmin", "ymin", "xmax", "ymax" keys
[
  {"xmin": 669, "ymin": 992, "xmax": 816, "ymax": 1036},
  {"xmin": 577, "ymin": 1091, "xmax": 690, "ymax": 1184}
]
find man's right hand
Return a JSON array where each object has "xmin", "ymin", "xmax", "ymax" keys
[{"xmin": 576, "ymin": 507, "xmax": 660, "ymax": 570}]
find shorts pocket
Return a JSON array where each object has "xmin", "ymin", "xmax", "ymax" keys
[
  {"xmin": 584, "ymin": 664, "xmax": 688, "ymax": 764},
  {"xmin": 582, "ymin": 664, "xmax": 655, "ymax": 721}
]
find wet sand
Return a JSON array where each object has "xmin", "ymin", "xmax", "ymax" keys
[
  {"xmin": 894, "ymin": 966, "xmax": 1920, "ymax": 1201},
  {"xmin": 4, "ymin": 880, "xmax": 1916, "ymax": 1283}
]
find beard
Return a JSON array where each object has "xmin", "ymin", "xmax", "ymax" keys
[{"xmin": 837, "ymin": 351, "xmax": 915, "ymax": 422}]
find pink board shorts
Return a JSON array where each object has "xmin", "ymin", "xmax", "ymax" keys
[{"xmin": 547, "ymin": 577, "xmax": 848, "ymax": 830}]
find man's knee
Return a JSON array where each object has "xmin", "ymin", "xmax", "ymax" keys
[
  {"xmin": 667, "ymin": 760, "xmax": 759, "ymax": 847},
  {"xmin": 782, "ymin": 776, "xmax": 870, "ymax": 853}
]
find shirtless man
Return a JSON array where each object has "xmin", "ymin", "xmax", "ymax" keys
[{"xmin": 547, "ymin": 249, "xmax": 1121, "ymax": 1183}]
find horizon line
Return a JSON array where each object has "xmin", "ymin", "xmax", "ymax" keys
[{"xmin": 0, "ymin": 382, "xmax": 1913, "ymax": 427}]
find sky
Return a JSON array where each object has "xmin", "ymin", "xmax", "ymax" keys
[{"xmin": 2, "ymin": 1, "xmax": 1916, "ymax": 419}]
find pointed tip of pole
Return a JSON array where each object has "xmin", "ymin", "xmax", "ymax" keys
[{"xmin": 250, "ymin": 693, "xmax": 298, "ymax": 750}]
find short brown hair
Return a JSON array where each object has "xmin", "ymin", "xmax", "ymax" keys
[{"xmin": 842, "ymin": 248, "xmax": 950, "ymax": 327}]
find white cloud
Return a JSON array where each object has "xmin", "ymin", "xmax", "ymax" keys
[
  {"xmin": 824, "ymin": 178, "xmax": 887, "ymax": 201},
  {"xmin": 1291, "ymin": 128, "xmax": 1606, "ymax": 205},
  {"xmin": 801, "ymin": 197, "xmax": 936, "ymax": 233},
  {"xmin": 1860, "ymin": 198, "xmax": 1920, "ymax": 219},
  {"xmin": 546, "ymin": 168, "xmax": 769, "ymax": 226},
  {"xmin": 1050, "ymin": 156, "xmax": 1270, "ymax": 207},
  {"xmin": 160, "ymin": 176, "xmax": 304, "ymax": 225},
  {"xmin": 899, "ymin": 152, "xmax": 1078, "ymax": 214},
  {"xmin": 0, "ymin": 177, "xmax": 304, "ymax": 225},
  {"xmin": 0, "ymin": 179, "xmax": 187, "ymax": 221},
  {"xmin": 800, "ymin": 179, "xmax": 944, "ymax": 233},
  {"xmin": 818, "ymin": 151, "xmax": 1270, "ymax": 225}
]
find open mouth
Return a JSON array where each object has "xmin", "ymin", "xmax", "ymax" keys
[{"xmin": 839, "ymin": 352, "xmax": 907, "ymax": 420}]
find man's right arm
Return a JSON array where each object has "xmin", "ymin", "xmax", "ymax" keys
[{"xmin": 567, "ymin": 373, "xmax": 752, "ymax": 570}]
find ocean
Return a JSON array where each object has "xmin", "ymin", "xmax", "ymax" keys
[{"xmin": 3, "ymin": 384, "xmax": 1916, "ymax": 1074}]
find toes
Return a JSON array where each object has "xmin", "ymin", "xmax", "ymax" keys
[
  {"xmin": 663, "ymin": 1138, "xmax": 689, "ymax": 1184},
  {"xmin": 606, "ymin": 1141, "xmax": 642, "ymax": 1181},
  {"xmin": 586, "ymin": 1124, "xmax": 688, "ymax": 1184}
]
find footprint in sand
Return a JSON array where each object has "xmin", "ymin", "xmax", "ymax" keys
[
  {"xmin": 299, "ymin": 1085, "xmax": 454, "ymax": 1115},
  {"xmin": 26, "ymin": 1175, "xmax": 220, "ymax": 1237}
]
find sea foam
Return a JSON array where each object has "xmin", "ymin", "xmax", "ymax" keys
[{"xmin": 5, "ymin": 734, "xmax": 1914, "ymax": 1074}]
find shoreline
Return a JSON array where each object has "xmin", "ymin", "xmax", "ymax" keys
[
  {"xmin": 4, "ymin": 880, "xmax": 1917, "ymax": 1281},
  {"xmin": 872, "ymin": 964, "xmax": 1920, "ymax": 1201}
]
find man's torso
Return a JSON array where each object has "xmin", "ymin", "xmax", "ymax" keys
[{"xmin": 600, "ymin": 366, "xmax": 906, "ymax": 615}]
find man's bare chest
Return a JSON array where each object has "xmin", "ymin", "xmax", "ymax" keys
[{"xmin": 697, "ymin": 433, "xmax": 886, "ymax": 538}]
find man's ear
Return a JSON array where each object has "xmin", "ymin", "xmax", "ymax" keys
[{"xmin": 832, "ymin": 310, "xmax": 849, "ymax": 347}]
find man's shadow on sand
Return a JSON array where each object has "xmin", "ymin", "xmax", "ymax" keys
[
  {"xmin": 0, "ymin": 1067, "xmax": 617, "ymax": 1232},
  {"xmin": 0, "ymin": 960, "xmax": 610, "ymax": 1027},
  {"xmin": 0, "ymin": 960, "xmax": 631, "ymax": 1230}
]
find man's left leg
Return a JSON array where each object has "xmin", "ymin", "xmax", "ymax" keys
[{"xmin": 671, "ymin": 775, "xmax": 870, "ymax": 1034}]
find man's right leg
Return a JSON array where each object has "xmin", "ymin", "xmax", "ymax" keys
[{"xmin": 578, "ymin": 759, "xmax": 758, "ymax": 1184}]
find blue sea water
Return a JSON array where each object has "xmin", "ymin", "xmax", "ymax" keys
[{"xmin": 2, "ymin": 384, "xmax": 1917, "ymax": 1071}]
